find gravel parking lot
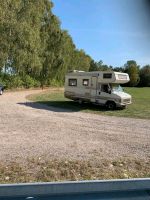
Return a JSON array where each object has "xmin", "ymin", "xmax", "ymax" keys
[{"xmin": 0, "ymin": 90, "xmax": 149, "ymax": 163}]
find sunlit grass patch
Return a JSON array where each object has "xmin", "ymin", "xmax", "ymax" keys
[{"xmin": 28, "ymin": 87, "xmax": 150, "ymax": 119}]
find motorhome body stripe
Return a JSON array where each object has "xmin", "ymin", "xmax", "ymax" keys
[{"xmin": 65, "ymin": 92, "xmax": 116, "ymax": 101}]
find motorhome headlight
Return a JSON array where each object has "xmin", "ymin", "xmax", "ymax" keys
[{"xmin": 123, "ymin": 98, "xmax": 131, "ymax": 104}]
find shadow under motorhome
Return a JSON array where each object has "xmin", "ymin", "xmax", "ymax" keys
[{"xmin": 64, "ymin": 70, "xmax": 132, "ymax": 109}]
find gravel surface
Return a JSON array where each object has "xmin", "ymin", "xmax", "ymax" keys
[{"xmin": 0, "ymin": 90, "xmax": 149, "ymax": 163}]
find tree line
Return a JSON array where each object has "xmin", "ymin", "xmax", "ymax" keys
[
  {"xmin": 0, "ymin": 0, "xmax": 92, "ymax": 88},
  {"xmin": 0, "ymin": 0, "xmax": 149, "ymax": 89}
]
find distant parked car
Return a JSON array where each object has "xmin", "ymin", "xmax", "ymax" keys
[{"xmin": 0, "ymin": 84, "xmax": 4, "ymax": 95}]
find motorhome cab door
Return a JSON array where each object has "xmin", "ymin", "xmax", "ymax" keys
[
  {"xmin": 98, "ymin": 83, "xmax": 111, "ymax": 104},
  {"xmin": 90, "ymin": 76, "xmax": 97, "ymax": 102}
]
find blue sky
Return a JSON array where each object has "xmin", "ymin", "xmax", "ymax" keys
[{"xmin": 52, "ymin": 0, "xmax": 150, "ymax": 67}]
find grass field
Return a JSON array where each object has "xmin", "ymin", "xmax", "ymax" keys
[{"xmin": 28, "ymin": 87, "xmax": 150, "ymax": 119}]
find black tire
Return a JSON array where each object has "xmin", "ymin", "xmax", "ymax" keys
[
  {"xmin": 106, "ymin": 101, "xmax": 116, "ymax": 110},
  {"xmin": 78, "ymin": 99, "xmax": 83, "ymax": 104}
]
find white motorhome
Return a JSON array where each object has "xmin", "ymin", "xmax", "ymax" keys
[{"xmin": 64, "ymin": 70, "xmax": 132, "ymax": 109}]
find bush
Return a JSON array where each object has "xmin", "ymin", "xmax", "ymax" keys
[
  {"xmin": 11, "ymin": 76, "xmax": 24, "ymax": 88},
  {"xmin": 48, "ymin": 79, "xmax": 63, "ymax": 87},
  {"xmin": 0, "ymin": 75, "xmax": 23, "ymax": 89},
  {"xmin": 22, "ymin": 75, "xmax": 40, "ymax": 88},
  {"xmin": 0, "ymin": 74, "xmax": 41, "ymax": 89}
]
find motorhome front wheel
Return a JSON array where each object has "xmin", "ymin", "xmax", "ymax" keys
[{"xmin": 106, "ymin": 101, "xmax": 116, "ymax": 110}]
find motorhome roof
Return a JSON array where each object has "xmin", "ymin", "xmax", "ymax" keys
[
  {"xmin": 67, "ymin": 71, "xmax": 115, "ymax": 76},
  {"xmin": 67, "ymin": 71, "xmax": 97, "ymax": 76},
  {"xmin": 67, "ymin": 71, "xmax": 128, "ymax": 75}
]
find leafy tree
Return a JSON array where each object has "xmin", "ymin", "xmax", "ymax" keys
[
  {"xmin": 39, "ymin": 1, "xmax": 62, "ymax": 87},
  {"xmin": 89, "ymin": 60, "xmax": 97, "ymax": 71},
  {"xmin": 113, "ymin": 67, "xmax": 124, "ymax": 72},
  {"xmin": 0, "ymin": 0, "xmax": 20, "ymax": 70},
  {"xmin": 139, "ymin": 65, "xmax": 150, "ymax": 87},
  {"xmin": 71, "ymin": 49, "xmax": 91, "ymax": 71},
  {"xmin": 89, "ymin": 60, "xmax": 112, "ymax": 71},
  {"xmin": 0, "ymin": 0, "xmax": 44, "ymax": 76},
  {"xmin": 124, "ymin": 60, "xmax": 140, "ymax": 86}
]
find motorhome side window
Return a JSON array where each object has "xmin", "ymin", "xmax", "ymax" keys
[
  {"xmin": 83, "ymin": 79, "xmax": 89, "ymax": 86},
  {"xmin": 101, "ymin": 84, "xmax": 109, "ymax": 93},
  {"xmin": 103, "ymin": 73, "xmax": 112, "ymax": 78},
  {"xmin": 68, "ymin": 79, "xmax": 77, "ymax": 86}
]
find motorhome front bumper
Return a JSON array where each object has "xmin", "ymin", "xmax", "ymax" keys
[{"xmin": 116, "ymin": 98, "xmax": 132, "ymax": 107}]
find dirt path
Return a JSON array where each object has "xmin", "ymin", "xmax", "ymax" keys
[{"xmin": 0, "ymin": 90, "xmax": 149, "ymax": 163}]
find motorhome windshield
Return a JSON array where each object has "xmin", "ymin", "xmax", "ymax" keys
[{"xmin": 111, "ymin": 84, "xmax": 123, "ymax": 92}]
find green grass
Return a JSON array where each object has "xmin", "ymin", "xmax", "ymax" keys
[{"xmin": 28, "ymin": 87, "xmax": 150, "ymax": 119}]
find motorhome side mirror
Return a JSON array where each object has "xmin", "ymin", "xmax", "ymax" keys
[{"xmin": 108, "ymin": 88, "xmax": 111, "ymax": 94}]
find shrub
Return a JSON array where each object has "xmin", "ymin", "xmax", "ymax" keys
[{"xmin": 22, "ymin": 75, "xmax": 40, "ymax": 88}]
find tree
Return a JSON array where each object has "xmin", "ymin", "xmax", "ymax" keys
[
  {"xmin": 0, "ymin": 0, "xmax": 44, "ymax": 75},
  {"xmin": 0, "ymin": 0, "xmax": 20, "ymax": 70},
  {"xmin": 113, "ymin": 67, "xmax": 124, "ymax": 72},
  {"xmin": 89, "ymin": 60, "xmax": 112, "ymax": 71},
  {"xmin": 0, "ymin": 0, "xmax": 93, "ymax": 88},
  {"xmin": 139, "ymin": 65, "xmax": 150, "ymax": 87},
  {"xmin": 124, "ymin": 60, "xmax": 140, "ymax": 86},
  {"xmin": 39, "ymin": 1, "xmax": 62, "ymax": 86},
  {"xmin": 71, "ymin": 49, "xmax": 91, "ymax": 72}
]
